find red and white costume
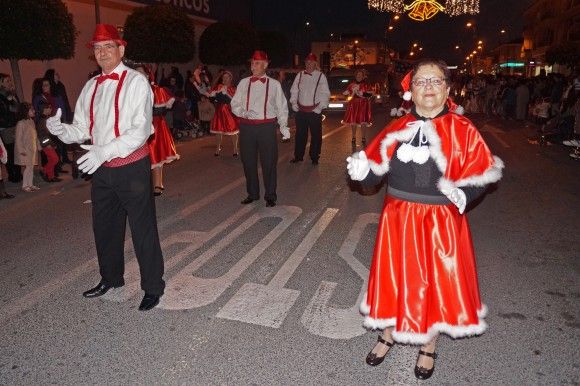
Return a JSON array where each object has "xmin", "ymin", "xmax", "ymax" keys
[
  {"xmin": 359, "ymin": 111, "xmax": 504, "ymax": 344},
  {"xmin": 148, "ymin": 84, "xmax": 179, "ymax": 169},
  {"xmin": 209, "ymin": 83, "xmax": 239, "ymax": 135},
  {"xmin": 343, "ymin": 81, "xmax": 372, "ymax": 125}
]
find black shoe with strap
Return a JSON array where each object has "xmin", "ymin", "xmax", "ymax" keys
[
  {"xmin": 365, "ymin": 335, "xmax": 394, "ymax": 366},
  {"xmin": 414, "ymin": 349, "xmax": 438, "ymax": 380}
]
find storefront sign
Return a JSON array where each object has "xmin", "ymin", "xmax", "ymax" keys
[{"xmin": 131, "ymin": 0, "xmax": 213, "ymax": 19}]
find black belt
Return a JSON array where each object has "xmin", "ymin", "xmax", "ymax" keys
[{"xmin": 387, "ymin": 186, "xmax": 449, "ymax": 205}]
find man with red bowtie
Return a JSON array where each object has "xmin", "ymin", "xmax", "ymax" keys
[
  {"xmin": 289, "ymin": 53, "xmax": 330, "ymax": 165},
  {"xmin": 46, "ymin": 24, "xmax": 164, "ymax": 311},
  {"xmin": 231, "ymin": 50, "xmax": 290, "ymax": 207}
]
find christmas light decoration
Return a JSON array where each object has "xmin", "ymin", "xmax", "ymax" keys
[{"xmin": 368, "ymin": 0, "xmax": 479, "ymax": 21}]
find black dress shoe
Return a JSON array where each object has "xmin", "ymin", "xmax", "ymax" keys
[
  {"xmin": 138, "ymin": 293, "xmax": 160, "ymax": 311},
  {"xmin": 414, "ymin": 350, "xmax": 437, "ymax": 380},
  {"xmin": 241, "ymin": 197, "xmax": 256, "ymax": 205},
  {"xmin": 82, "ymin": 281, "xmax": 123, "ymax": 298},
  {"xmin": 266, "ymin": 199, "xmax": 276, "ymax": 207},
  {"xmin": 365, "ymin": 335, "xmax": 394, "ymax": 366},
  {"xmin": 290, "ymin": 158, "xmax": 303, "ymax": 163},
  {"xmin": 312, "ymin": 159, "xmax": 319, "ymax": 165}
]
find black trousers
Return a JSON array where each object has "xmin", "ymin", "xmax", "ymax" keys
[
  {"xmin": 91, "ymin": 156, "xmax": 165, "ymax": 295},
  {"xmin": 294, "ymin": 111, "xmax": 322, "ymax": 161},
  {"xmin": 239, "ymin": 122, "xmax": 278, "ymax": 202}
]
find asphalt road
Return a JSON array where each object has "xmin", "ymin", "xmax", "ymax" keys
[{"xmin": 1, "ymin": 105, "xmax": 579, "ymax": 385}]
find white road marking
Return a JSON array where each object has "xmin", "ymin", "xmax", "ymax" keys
[
  {"xmin": 301, "ymin": 213, "xmax": 378, "ymax": 339},
  {"xmin": 481, "ymin": 124, "xmax": 510, "ymax": 148},
  {"xmin": 216, "ymin": 208, "xmax": 338, "ymax": 328},
  {"xmin": 159, "ymin": 205, "xmax": 302, "ymax": 310}
]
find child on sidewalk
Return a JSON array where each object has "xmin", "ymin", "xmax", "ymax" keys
[
  {"xmin": 198, "ymin": 95, "xmax": 215, "ymax": 136},
  {"xmin": 14, "ymin": 102, "xmax": 41, "ymax": 192},
  {"xmin": 36, "ymin": 103, "xmax": 61, "ymax": 182}
]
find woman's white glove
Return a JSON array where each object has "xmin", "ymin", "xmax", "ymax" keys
[
  {"xmin": 46, "ymin": 108, "xmax": 64, "ymax": 136},
  {"xmin": 77, "ymin": 144, "xmax": 114, "ymax": 174},
  {"xmin": 346, "ymin": 150, "xmax": 370, "ymax": 181},
  {"xmin": 280, "ymin": 127, "xmax": 290, "ymax": 140},
  {"xmin": 444, "ymin": 187, "xmax": 467, "ymax": 214}
]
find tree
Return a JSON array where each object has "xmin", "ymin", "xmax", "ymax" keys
[
  {"xmin": 0, "ymin": 0, "xmax": 76, "ymax": 100},
  {"xmin": 258, "ymin": 31, "xmax": 290, "ymax": 67},
  {"xmin": 199, "ymin": 22, "xmax": 258, "ymax": 66},
  {"xmin": 545, "ymin": 42, "xmax": 580, "ymax": 69},
  {"xmin": 123, "ymin": 4, "xmax": 195, "ymax": 64}
]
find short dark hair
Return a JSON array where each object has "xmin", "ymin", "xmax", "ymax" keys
[
  {"xmin": 17, "ymin": 102, "xmax": 33, "ymax": 121},
  {"xmin": 411, "ymin": 59, "xmax": 451, "ymax": 83}
]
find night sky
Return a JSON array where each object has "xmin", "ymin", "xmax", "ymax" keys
[{"xmin": 253, "ymin": 0, "xmax": 534, "ymax": 65}]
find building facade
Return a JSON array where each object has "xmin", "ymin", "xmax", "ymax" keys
[
  {"xmin": 0, "ymin": 0, "xmax": 250, "ymax": 103},
  {"xmin": 522, "ymin": 0, "xmax": 580, "ymax": 75}
]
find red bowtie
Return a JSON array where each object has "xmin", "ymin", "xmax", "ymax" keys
[
  {"xmin": 250, "ymin": 76, "xmax": 266, "ymax": 83},
  {"xmin": 96, "ymin": 73, "xmax": 120, "ymax": 84}
]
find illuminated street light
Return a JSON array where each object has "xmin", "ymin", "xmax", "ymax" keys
[
  {"xmin": 466, "ymin": 22, "xmax": 473, "ymax": 28},
  {"xmin": 393, "ymin": 14, "xmax": 400, "ymax": 20},
  {"xmin": 472, "ymin": 50, "xmax": 477, "ymax": 54},
  {"xmin": 419, "ymin": 47, "xmax": 423, "ymax": 51},
  {"xmin": 305, "ymin": 21, "xmax": 310, "ymax": 26},
  {"xmin": 477, "ymin": 40, "xmax": 483, "ymax": 45},
  {"xmin": 409, "ymin": 51, "xmax": 415, "ymax": 56},
  {"xmin": 455, "ymin": 45, "xmax": 460, "ymax": 49},
  {"xmin": 388, "ymin": 25, "xmax": 394, "ymax": 30},
  {"xmin": 500, "ymin": 29, "xmax": 506, "ymax": 34},
  {"xmin": 354, "ymin": 40, "xmax": 359, "ymax": 44},
  {"xmin": 413, "ymin": 43, "xmax": 418, "ymax": 47}
]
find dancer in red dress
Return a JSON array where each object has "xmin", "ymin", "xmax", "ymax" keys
[
  {"xmin": 209, "ymin": 71, "xmax": 239, "ymax": 157},
  {"xmin": 135, "ymin": 65, "xmax": 179, "ymax": 196},
  {"xmin": 343, "ymin": 69, "xmax": 373, "ymax": 148},
  {"xmin": 347, "ymin": 59, "xmax": 503, "ymax": 380}
]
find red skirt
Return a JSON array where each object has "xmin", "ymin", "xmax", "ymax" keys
[
  {"xmin": 343, "ymin": 97, "xmax": 372, "ymax": 124},
  {"xmin": 360, "ymin": 196, "xmax": 487, "ymax": 345},
  {"xmin": 210, "ymin": 103, "xmax": 239, "ymax": 135},
  {"xmin": 148, "ymin": 115, "xmax": 179, "ymax": 169}
]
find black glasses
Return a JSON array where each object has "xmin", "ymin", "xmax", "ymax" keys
[{"xmin": 411, "ymin": 77, "xmax": 446, "ymax": 88}]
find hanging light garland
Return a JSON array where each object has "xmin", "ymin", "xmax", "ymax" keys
[{"xmin": 368, "ymin": 0, "xmax": 479, "ymax": 21}]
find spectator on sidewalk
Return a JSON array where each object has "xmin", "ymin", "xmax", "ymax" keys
[
  {"xmin": 515, "ymin": 79, "xmax": 530, "ymax": 121},
  {"xmin": 198, "ymin": 94, "xmax": 215, "ymax": 136},
  {"xmin": 14, "ymin": 102, "xmax": 40, "ymax": 192},
  {"xmin": 0, "ymin": 73, "xmax": 22, "ymax": 182},
  {"xmin": 36, "ymin": 103, "xmax": 61, "ymax": 182},
  {"xmin": 44, "ymin": 69, "xmax": 72, "ymax": 123},
  {"xmin": 0, "ymin": 135, "xmax": 15, "ymax": 199}
]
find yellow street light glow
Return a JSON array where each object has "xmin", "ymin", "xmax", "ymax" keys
[
  {"xmin": 472, "ymin": 50, "xmax": 477, "ymax": 54},
  {"xmin": 466, "ymin": 56, "xmax": 470, "ymax": 60},
  {"xmin": 388, "ymin": 26, "xmax": 394, "ymax": 30},
  {"xmin": 455, "ymin": 45, "xmax": 460, "ymax": 49},
  {"xmin": 394, "ymin": 14, "xmax": 400, "ymax": 20},
  {"xmin": 500, "ymin": 29, "xmax": 506, "ymax": 34},
  {"xmin": 419, "ymin": 47, "xmax": 423, "ymax": 51},
  {"xmin": 410, "ymin": 52, "xmax": 415, "ymax": 56},
  {"xmin": 355, "ymin": 40, "xmax": 359, "ymax": 44},
  {"xmin": 466, "ymin": 22, "xmax": 473, "ymax": 27},
  {"xmin": 413, "ymin": 43, "xmax": 418, "ymax": 47},
  {"xmin": 478, "ymin": 40, "xmax": 483, "ymax": 44}
]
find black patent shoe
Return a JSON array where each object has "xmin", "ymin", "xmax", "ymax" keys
[
  {"xmin": 414, "ymin": 349, "xmax": 438, "ymax": 380},
  {"xmin": 241, "ymin": 197, "xmax": 255, "ymax": 204},
  {"xmin": 83, "ymin": 281, "xmax": 123, "ymax": 298},
  {"xmin": 265, "ymin": 199, "xmax": 276, "ymax": 207},
  {"xmin": 138, "ymin": 293, "xmax": 161, "ymax": 311},
  {"xmin": 365, "ymin": 335, "xmax": 394, "ymax": 366}
]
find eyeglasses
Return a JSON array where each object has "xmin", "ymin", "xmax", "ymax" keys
[
  {"xmin": 93, "ymin": 43, "xmax": 118, "ymax": 53},
  {"xmin": 411, "ymin": 77, "xmax": 446, "ymax": 87}
]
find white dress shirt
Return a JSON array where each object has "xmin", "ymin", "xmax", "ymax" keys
[
  {"xmin": 59, "ymin": 62, "xmax": 153, "ymax": 160},
  {"xmin": 289, "ymin": 70, "xmax": 330, "ymax": 114},
  {"xmin": 231, "ymin": 76, "xmax": 288, "ymax": 129}
]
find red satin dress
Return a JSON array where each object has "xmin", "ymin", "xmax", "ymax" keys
[
  {"xmin": 359, "ymin": 112, "xmax": 504, "ymax": 345},
  {"xmin": 209, "ymin": 85, "xmax": 239, "ymax": 135},
  {"xmin": 342, "ymin": 81, "xmax": 372, "ymax": 125},
  {"xmin": 148, "ymin": 85, "xmax": 179, "ymax": 169}
]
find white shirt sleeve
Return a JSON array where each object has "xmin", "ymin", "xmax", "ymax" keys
[
  {"xmin": 59, "ymin": 81, "xmax": 93, "ymax": 144},
  {"xmin": 289, "ymin": 73, "xmax": 300, "ymax": 106},
  {"xmin": 274, "ymin": 81, "xmax": 289, "ymax": 129},
  {"xmin": 314, "ymin": 74, "xmax": 331, "ymax": 113},
  {"xmin": 230, "ymin": 78, "xmax": 248, "ymax": 118}
]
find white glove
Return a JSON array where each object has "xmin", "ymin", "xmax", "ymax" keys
[
  {"xmin": 292, "ymin": 104, "xmax": 299, "ymax": 112},
  {"xmin": 444, "ymin": 187, "xmax": 467, "ymax": 214},
  {"xmin": 46, "ymin": 108, "xmax": 64, "ymax": 136},
  {"xmin": 77, "ymin": 144, "xmax": 114, "ymax": 174},
  {"xmin": 280, "ymin": 127, "xmax": 290, "ymax": 140},
  {"xmin": 346, "ymin": 150, "xmax": 370, "ymax": 181}
]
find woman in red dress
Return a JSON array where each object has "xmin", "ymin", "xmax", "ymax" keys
[
  {"xmin": 209, "ymin": 71, "xmax": 239, "ymax": 157},
  {"xmin": 343, "ymin": 69, "xmax": 373, "ymax": 148},
  {"xmin": 347, "ymin": 59, "xmax": 504, "ymax": 380},
  {"xmin": 135, "ymin": 65, "xmax": 179, "ymax": 196}
]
